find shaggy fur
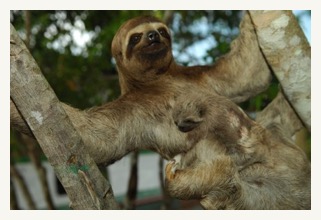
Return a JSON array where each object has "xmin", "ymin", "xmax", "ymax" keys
[
  {"xmin": 111, "ymin": 14, "xmax": 271, "ymax": 101},
  {"xmin": 165, "ymin": 92, "xmax": 311, "ymax": 209},
  {"xmin": 12, "ymin": 13, "xmax": 272, "ymax": 165},
  {"xmin": 63, "ymin": 12, "xmax": 272, "ymax": 165}
]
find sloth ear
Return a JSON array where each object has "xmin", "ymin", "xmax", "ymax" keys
[{"xmin": 175, "ymin": 118, "xmax": 203, "ymax": 133}]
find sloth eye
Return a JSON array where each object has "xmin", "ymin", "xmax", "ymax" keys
[
  {"xmin": 158, "ymin": 28, "xmax": 170, "ymax": 39},
  {"xmin": 129, "ymin": 34, "xmax": 142, "ymax": 45},
  {"xmin": 159, "ymin": 29, "xmax": 165, "ymax": 35}
]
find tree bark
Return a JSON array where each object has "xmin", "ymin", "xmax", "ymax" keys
[
  {"xmin": 256, "ymin": 91, "xmax": 303, "ymax": 139},
  {"xmin": 10, "ymin": 23, "xmax": 119, "ymax": 210},
  {"xmin": 249, "ymin": 10, "xmax": 311, "ymax": 131}
]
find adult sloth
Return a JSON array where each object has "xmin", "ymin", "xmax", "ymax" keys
[
  {"xmin": 12, "ymin": 13, "xmax": 272, "ymax": 165},
  {"xmin": 111, "ymin": 14, "xmax": 270, "ymax": 99}
]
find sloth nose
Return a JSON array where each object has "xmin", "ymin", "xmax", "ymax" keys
[{"xmin": 147, "ymin": 31, "xmax": 160, "ymax": 41}]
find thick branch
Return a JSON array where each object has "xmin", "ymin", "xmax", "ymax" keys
[
  {"xmin": 256, "ymin": 91, "xmax": 303, "ymax": 138},
  {"xmin": 10, "ymin": 24, "xmax": 119, "ymax": 210},
  {"xmin": 249, "ymin": 10, "xmax": 311, "ymax": 131}
]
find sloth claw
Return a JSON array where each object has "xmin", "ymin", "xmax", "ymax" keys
[{"xmin": 165, "ymin": 160, "xmax": 176, "ymax": 180}]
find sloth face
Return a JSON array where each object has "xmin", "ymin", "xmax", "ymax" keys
[
  {"xmin": 122, "ymin": 22, "xmax": 172, "ymax": 74},
  {"xmin": 125, "ymin": 23, "xmax": 172, "ymax": 62},
  {"xmin": 173, "ymin": 100, "xmax": 206, "ymax": 133},
  {"xmin": 112, "ymin": 16, "xmax": 173, "ymax": 77}
]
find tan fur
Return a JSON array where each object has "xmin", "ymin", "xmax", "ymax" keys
[
  {"xmin": 12, "ymin": 13, "xmax": 275, "ymax": 176},
  {"xmin": 60, "ymin": 12, "xmax": 271, "ymax": 165},
  {"xmin": 165, "ymin": 92, "xmax": 311, "ymax": 209},
  {"xmin": 111, "ymin": 14, "xmax": 271, "ymax": 99}
]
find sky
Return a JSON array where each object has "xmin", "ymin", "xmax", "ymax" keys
[{"xmin": 293, "ymin": 10, "xmax": 311, "ymax": 43}]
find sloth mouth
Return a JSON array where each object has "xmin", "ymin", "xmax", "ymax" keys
[
  {"xmin": 139, "ymin": 41, "xmax": 168, "ymax": 60},
  {"xmin": 144, "ymin": 41, "xmax": 166, "ymax": 52},
  {"xmin": 147, "ymin": 39, "xmax": 161, "ymax": 46}
]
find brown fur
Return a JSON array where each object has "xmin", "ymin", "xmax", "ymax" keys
[
  {"xmin": 12, "ymin": 13, "xmax": 272, "ymax": 169},
  {"xmin": 165, "ymin": 92, "xmax": 311, "ymax": 209},
  {"xmin": 111, "ymin": 13, "xmax": 271, "ymax": 100},
  {"xmin": 61, "ymin": 12, "xmax": 271, "ymax": 165}
]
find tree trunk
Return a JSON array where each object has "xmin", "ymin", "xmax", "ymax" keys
[
  {"xmin": 249, "ymin": 10, "xmax": 311, "ymax": 131},
  {"xmin": 10, "ymin": 23, "xmax": 119, "ymax": 210}
]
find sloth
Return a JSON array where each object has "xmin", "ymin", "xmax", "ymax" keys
[
  {"xmin": 111, "ymin": 14, "xmax": 271, "ymax": 100},
  {"xmin": 12, "ymin": 12, "xmax": 274, "ymax": 165},
  {"xmin": 165, "ymin": 91, "xmax": 311, "ymax": 210}
]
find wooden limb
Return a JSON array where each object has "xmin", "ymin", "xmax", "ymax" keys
[
  {"xmin": 249, "ymin": 10, "xmax": 311, "ymax": 131},
  {"xmin": 11, "ymin": 99, "xmax": 34, "ymax": 138},
  {"xmin": 10, "ymin": 23, "xmax": 119, "ymax": 210},
  {"xmin": 256, "ymin": 91, "xmax": 303, "ymax": 139}
]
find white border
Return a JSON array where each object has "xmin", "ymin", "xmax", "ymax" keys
[{"xmin": 2, "ymin": 1, "xmax": 319, "ymax": 219}]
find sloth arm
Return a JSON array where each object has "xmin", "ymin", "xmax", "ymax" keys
[
  {"xmin": 201, "ymin": 12, "xmax": 271, "ymax": 103},
  {"xmin": 11, "ymin": 92, "xmax": 187, "ymax": 165},
  {"xmin": 165, "ymin": 157, "xmax": 237, "ymax": 200},
  {"xmin": 64, "ymin": 93, "xmax": 192, "ymax": 165}
]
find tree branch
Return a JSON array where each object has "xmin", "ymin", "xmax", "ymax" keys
[
  {"xmin": 10, "ymin": 23, "xmax": 119, "ymax": 210},
  {"xmin": 256, "ymin": 90, "xmax": 303, "ymax": 138},
  {"xmin": 249, "ymin": 10, "xmax": 311, "ymax": 131}
]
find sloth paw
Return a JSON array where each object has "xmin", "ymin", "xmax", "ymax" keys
[
  {"xmin": 165, "ymin": 160, "xmax": 176, "ymax": 180},
  {"xmin": 165, "ymin": 154, "xmax": 182, "ymax": 180}
]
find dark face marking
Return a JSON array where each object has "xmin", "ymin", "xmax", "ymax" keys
[
  {"xmin": 126, "ymin": 26, "xmax": 171, "ymax": 61},
  {"xmin": 112, "ymin": 15, "xmax": 165, "ymax": 61},
  {"xmin": 129, "ymin": 33, "xmax": 143, "ymax": 45},
  {"xmin": 127, "ymin": 33, "xmax": 143, "ymax": 60},
  {"xmin": 158, "ymin": 27, "xmax": 171, "ymax": 41}
]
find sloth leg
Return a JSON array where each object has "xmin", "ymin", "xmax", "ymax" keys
[{"xmin": 165, "ymin": 156, "xmax": 237, "ymax": 201}]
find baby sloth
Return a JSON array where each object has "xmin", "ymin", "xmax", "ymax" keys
[{"xmin": 165, "ymin": 92, "xmax": 311, "ymax": 210}]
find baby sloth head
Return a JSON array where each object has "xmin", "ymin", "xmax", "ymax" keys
[
  {"xmin": 173, "ymin": 98, "xmax": 206, "ymax": 133},
  {"xmin": 172, "ymin": 92, "xmax": 253, "ymax": 147}
]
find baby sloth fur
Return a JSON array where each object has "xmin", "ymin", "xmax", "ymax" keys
[{"xmin": 165, "ymin": 92, "xmax": 311, "ymax": 210}]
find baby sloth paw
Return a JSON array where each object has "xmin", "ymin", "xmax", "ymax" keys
[
  {"xmin": 165, "ymin": 161, "xmax": 176, "ymax": 180},
  {"xmin": 165, "ymin": 154, "xmax": 182, "ymax": 180}
]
